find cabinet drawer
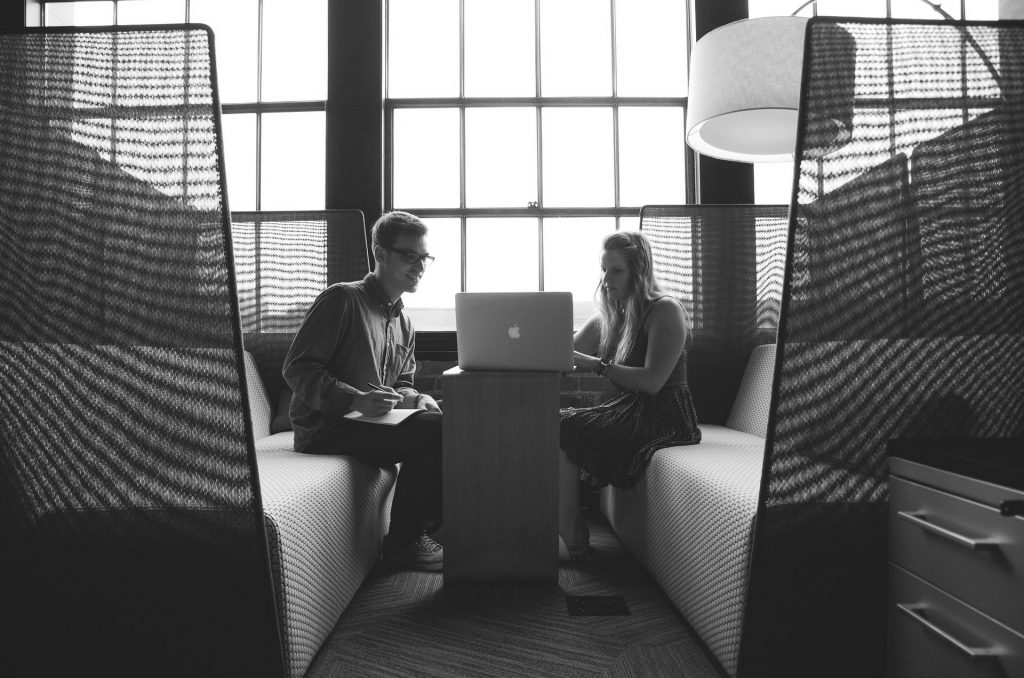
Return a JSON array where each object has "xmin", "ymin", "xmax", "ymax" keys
[
  {"xmin": 888, "ymin": 564, "xmax": 1024, "ymax": 678},
  {"xmin": 889, "ymin": 476, "xmax": 1024, "ymax": 632}
]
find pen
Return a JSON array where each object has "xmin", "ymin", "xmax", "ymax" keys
[{"xmin": 368, "ymin": 382, "xmax": 397, "ymax": 394}]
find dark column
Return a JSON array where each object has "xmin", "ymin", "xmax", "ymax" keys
[
  {"xmin": 685, "ymin": 0, "xmax": 760, "ymax": 425},
  {"xmin": 0, "ymin": 4, "xmax": 27, "ymax": 29},
  {"xmin": 326, "ymin": 1, "xmax": 383, "ymax": 227},
  {"xmin": 691, "ymin": 0, "xmax": 754, "ymax": 204}
]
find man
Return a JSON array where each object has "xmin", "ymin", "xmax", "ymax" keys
[{"xmin": 283, "ymin": 210, "xmax": 444, "ymax": 570}]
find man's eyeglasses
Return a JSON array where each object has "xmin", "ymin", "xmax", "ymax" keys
[{"xmin": 384, "ymin": 246, "xmax": 435, "ymax": 267}]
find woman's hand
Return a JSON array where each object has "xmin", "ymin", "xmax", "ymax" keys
[
  {"xmin": 352, "ymin": 387, "xmax": 402, "ymax": 416},
  {"xmin": 573, "ymin": 350, "xmax": 601, "ymax": 373}
]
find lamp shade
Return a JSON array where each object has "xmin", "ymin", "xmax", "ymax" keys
[{"xmin": 686, "ymin": 16, "xmax": 851, "ymax": 163}]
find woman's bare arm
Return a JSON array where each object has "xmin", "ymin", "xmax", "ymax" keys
[
  {"xmin": 596, "ymin": 298, "xmax": 686, "ymax": 395},
  {"xmin": 572, "ymin": 313, "xmax": 602, "ymax": 363}
]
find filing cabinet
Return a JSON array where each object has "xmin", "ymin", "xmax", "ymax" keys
[{"xmin": 887, "ymin": 442, "xmax": 1024, "ymax": 678}]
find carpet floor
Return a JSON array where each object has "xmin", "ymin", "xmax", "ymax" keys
[{"xmin": 305, "ymin": 510, "xmax": 726, "ymax": 678}]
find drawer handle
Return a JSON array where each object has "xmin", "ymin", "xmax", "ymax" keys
[
  {"xmin": 897, "ymin": 603, "xmax": 1001, "ymax": 658},
  {"xmin": 897, "ymin": 511, "xmax": 998, "ymax": 550}
]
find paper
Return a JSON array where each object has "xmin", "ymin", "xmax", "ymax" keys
[{"xmin": 343, "ymin": 408, "xmax": 423, "ymax": 426}]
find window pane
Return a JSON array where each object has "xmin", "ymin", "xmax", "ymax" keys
[
  {"xmin": 753, "ymin": 161, "xmax": 790, "ymax": 204},
  {"xmin": 543, "ymin": 217, "xmax": 612, "ymax": 297},
  {"xmin": 260, "ymin": 111, "xmax": 325, "ymax": 210},
  {"xmin": 544, "ymin": 217, "xmax": 612, "ymax": 326},
  {"xmin": 620, "ymin": 215, "xmax": 640, "ymax": 231},
  {"xmin": 404, "ymin": 218, "xmax": 461, "ymax": 310},
  {"xmin": 465, "ymin": 0, "xmax": 535, "ymax": 97},
  {"xmin": 966, "ymin": 0, "xmax": 1000, "ymax": 19},
  {"xmin": 542, "ymin": 108, "xmax": 614, "ymax": 207},
  {"xmin": 262, "ymin": 0, "xmax": 327, "ymax": 101},
  {"xmin": 388, "ymin": 0, "xmax": 459, "ymax": 97},
  {"xmin": 618, "ymin": 107, "xmax": 686, "ymax": 207},
  {"xmin": 117, "ymin": 0, "xmax": 185, "ymax": 24},
  {"xmin": 466, "ymin": 108, "xmax": 537, "ymax": 208},
  {"xmin": 748, "ymin": 0, "xmax": 811, "ymax": 18},
  {"xmin": 190, "ymin": 0, "xmax": 258, "ymax": 104},
  {"xmin": 221, "ymin": 113, "xmax": 257, "ymax": 211},
  {"xmin": 615, "ymin": 0, "xmax": 687, "ymax": 96},
  {"xmin": 393, "ymin": 108, "xmax": 460, "ymax": 208},
  {"xmin": 754, "ymin": 162, "xmax": 794, "ymax": 205},
  {"xmin": 540, "ymin": 0, "xmax": 611, "ymax": 96},
  {"xmin": 890, "ymin": 0, "xmax": 959, "ymax": 19},
  {"xmin": 812, "ymin": 0, "xmax": 886, "ymax": 17},
  {"xmin": 46, "ymin": 2, "xmax": 113, "ymax": 26},
  {"xmin": 466, "ymin": 218, "xmax": 539, "ymax": 291}
]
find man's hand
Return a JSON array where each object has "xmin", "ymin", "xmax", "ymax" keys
[
  {"xmin": 416, "ymin": 394, "xmax": 442, "ymax": 413},
  {"xmin": 352, "ymin": 386, "xmax": 402, "ymax": 416}
]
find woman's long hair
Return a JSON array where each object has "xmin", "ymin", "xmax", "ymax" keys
[{"xmin": 595, "ymin": 231, "xmax": 666, "ymax": 363}]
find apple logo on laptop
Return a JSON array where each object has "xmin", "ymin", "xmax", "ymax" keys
[{"xmin": 508, "ymin": 323, "xmax": 521, "ymax": 339}]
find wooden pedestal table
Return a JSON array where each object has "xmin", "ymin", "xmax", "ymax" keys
[{"xmin": 441, "ymin": 367, "xmax": 560, "ymax": 583}]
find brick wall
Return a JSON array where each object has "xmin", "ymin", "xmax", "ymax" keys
[{"xmin": 416, "ymin": 360, "xmax": 617, "ymax": 409}]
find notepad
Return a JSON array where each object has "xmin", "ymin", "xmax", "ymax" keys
[{"xmin": 343, "ymin": 408, "xmax": 423, "ymax": 426}]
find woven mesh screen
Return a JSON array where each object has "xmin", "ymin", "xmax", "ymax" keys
[
  {"xmin": 232, "ymin": 210, "xmax": 369, "ymax": 335},
  {"xmin": 640, "ymin": 205, "xmax": 789, "ymax": 424},
  {"xmin": 232, "ymin": 209, "xmax": 370, "ymax": 405},
  {"xmin": 0, "ymin": 27, "xmax": 283, "ymax": 675},
  {"xmin": 740, "ymin": 19, "xmax": 1024, "ymax": 678}
]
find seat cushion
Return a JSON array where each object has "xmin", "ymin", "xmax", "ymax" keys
[
  {"xmin": 725, "ymin": 343, "xmax": 776, "ymax": 438},
  {"xmin": 601, "ymin": 424, "xmax": 764, "ymax": 678},
  {"xmin": 244, "ymin": 350, "xmax": 273, "ymax": 440},
  {"xmin": 255, "ymin": 433, "xmax": 396, "ymax": 678}
]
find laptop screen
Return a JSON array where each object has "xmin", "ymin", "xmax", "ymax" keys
[{"xmin": 455, "ymin": 292, "xmax": 574, "ymax": 372}]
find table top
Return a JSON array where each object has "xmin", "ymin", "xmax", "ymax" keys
[{"xmin": 888, "ymin": 438, "xmax": 1024, "ymax": 491}]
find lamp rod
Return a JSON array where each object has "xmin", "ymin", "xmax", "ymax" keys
[{"xmin": 786, "ymin": 0, "xmax": 1000, "ymax": 88}]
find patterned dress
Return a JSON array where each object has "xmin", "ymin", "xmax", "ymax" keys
[{"xmin": 560, "ymin": 300, "xmax": 701, "ymax": 489}]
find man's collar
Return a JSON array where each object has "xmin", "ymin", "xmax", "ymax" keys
[{"xmin": 363, "ymin": 273, "xmax": 404, "ymax": 316}]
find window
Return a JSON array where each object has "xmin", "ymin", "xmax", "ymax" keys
[
  {"xmin": 385, "ymin": 0, "xmax": 692, "ymax": 329},
  {"xmin": 749, "ymin": 0, "xmax": 1001, "ymax": 205},
  {"xmin": 42, "ymin": 0, "xmax": 329, "ymax": 212}
]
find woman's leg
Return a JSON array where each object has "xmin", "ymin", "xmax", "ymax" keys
[{"xmin": 558, "ymin": 448, "xmax": 586, "ymax": 552}]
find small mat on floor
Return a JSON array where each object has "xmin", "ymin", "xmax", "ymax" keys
[{"xmin": 566, "ymin": 594, "xmax": 630, "ymax": 616}]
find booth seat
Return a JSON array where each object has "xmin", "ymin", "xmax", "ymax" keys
[
  {"xmin": 242, "ymin": 334, "xmax": 775, "ymax": 678},
  {"xmin": 600, "ymin": 343, "xmax": 775, "ymax": 678},
  {"xmin": 243, "ymin": 350, "xmax": 397, "ymax": 678}
]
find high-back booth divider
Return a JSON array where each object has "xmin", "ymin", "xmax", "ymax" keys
[
  {"xmin": 639, "ymin": 204, "xmax": 789, "ymax": 424},
  {"xmin": 0, "ymin": 26, "xmax": 285, "ymax": 676},
  {"xmin": 231, "ymin": 209, "xmax": 370, "ymax": 409},
  {"xmin": 738, "ymin": 19, "xmax": 1024, "ymax": 677}
]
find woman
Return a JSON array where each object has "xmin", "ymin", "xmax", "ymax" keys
[{"xmin": 559, "ymin": 231, "xmax": 701, "ymax": 558}]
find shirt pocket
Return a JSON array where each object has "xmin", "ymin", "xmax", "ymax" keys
[{"xmin": 386, "ymin": 342, "xmax": 414, "ymax": 383}]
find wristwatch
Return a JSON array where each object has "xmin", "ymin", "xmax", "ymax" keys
[{"xmin": 596, "ymin": 358, "xmax": 610, "ymax": 376}]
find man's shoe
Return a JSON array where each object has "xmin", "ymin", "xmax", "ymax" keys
[{"xmin": 383, "ymin": 532, "xmax": 444, "ymax": 571}]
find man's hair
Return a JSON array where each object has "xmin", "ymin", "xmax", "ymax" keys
[{"xmin": 371, "ymin": 210, "xmax": 427, "ymax": 250}]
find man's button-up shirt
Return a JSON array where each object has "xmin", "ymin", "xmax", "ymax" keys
[{"xmin": 283, "ymin": 273, "xmax": 419, "ymax": 451}]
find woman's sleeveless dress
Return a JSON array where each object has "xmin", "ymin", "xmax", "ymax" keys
[{"xmin": 560, "ymin": 301, "xmax": 701, "ymax": 489}]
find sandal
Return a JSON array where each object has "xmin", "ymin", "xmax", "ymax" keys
[{"xmin": 561, "ymin": 521, "xmax": 591, "ymax": 561}]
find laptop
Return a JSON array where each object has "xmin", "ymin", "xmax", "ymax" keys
[{"xmin": 455, "ymin": 292, "xmax": 574, "ymax": 372}]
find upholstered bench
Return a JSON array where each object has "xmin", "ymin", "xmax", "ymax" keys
[
  {"xmin": 600, "ymin": 343, "xmax": 775, "ymax": 678},
  {"xmin": 243, "ymin": 351, "xmax": 397, "ymax": 678}
]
